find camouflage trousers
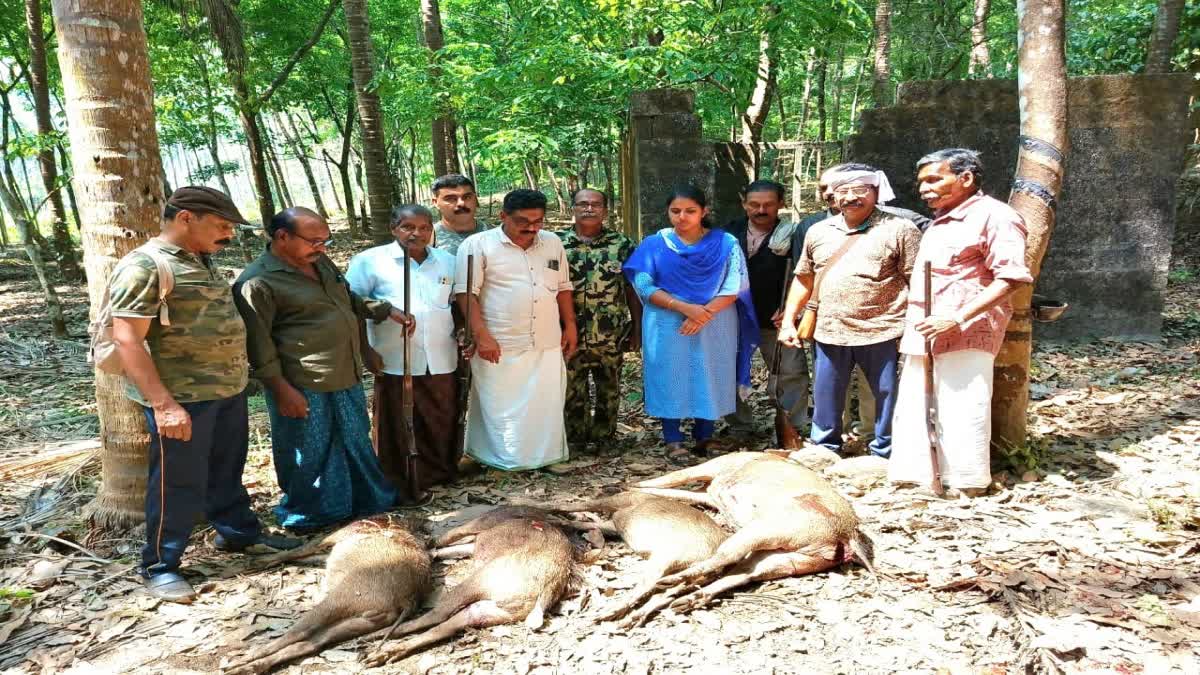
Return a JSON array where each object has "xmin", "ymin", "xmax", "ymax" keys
[{"xmin": 565, "ymin": 348, "xmax": 623, "ymax": 445}]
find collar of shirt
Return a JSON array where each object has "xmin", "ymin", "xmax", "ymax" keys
[
  {"xmin": 435, "ymin": 219, "xmax": 485, "ymax": 235},
  {"xmin": 562, "ymin": 227, "xmax": 619, "ymax": 247},
  {"xmin": 836, "ymin": 209, "xmax": 880, "ymax": 234},
  {"xmin": 497, "ymin": 226, "xmax": 546, "ymax": 250},
  {"xmin": 933, "ymin": 191, "xmax": 987, "ymax": 223},
  {"xmin": 386, "ymin": 241, "xmax": 438, "ymax": 265}
]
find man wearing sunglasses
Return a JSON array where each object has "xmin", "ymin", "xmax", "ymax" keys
[
  {"xmin": 235, "ymin": 207, "xmax": 412, "ymax": 531},
  {"xmin": 779, "ymin": 166, "xmax": 922, "ymax": 460}
]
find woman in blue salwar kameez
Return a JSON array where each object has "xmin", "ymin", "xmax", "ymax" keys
[{"xmin": 624, "ymin": 185, "xmax": 759, "ymax": 464}]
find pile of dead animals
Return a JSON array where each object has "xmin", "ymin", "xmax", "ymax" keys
[{"xmin": 224, "ymin": 452, "xmax": 876, "ymax": 674}]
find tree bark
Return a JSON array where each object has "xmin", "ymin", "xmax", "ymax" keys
[
  {"xmin": 739, "ymin": 6, "xmax": 778, "ymax": 146},
  {"xmin": 1145, "ymin": 0, "xmax": 1185, "ymax": 74},
  {"xmin": 969, "ymin": 0, "xmax": 992, "ymax": 77},
  {"xmin": 51, "ymin": 0, "xmax": 165, "ymax": 529},
  {"xmin": 815, "ymin": 55, "xmax": 828, "ymax": 141},
  {"xmin": 195, "ymin": 53, "xmax": 232, "ymax": 194},
  {"xmin": 57, "ymin": 144, "xmax": 83, "ymax": 228},
  {"xmin": 992, "ymin": 0, "xmax": 1068, "ymax": 451},
  {"xmin": 421, "ymin": 0, "xmax": 461, "ymax": 176},
  {"xmin": 797, "ymin": 47, "xmax": 816, "ymax": 138},
  {"xmin": 830, "ymin": 46, "xmax": 846, "ymax": 140},
  {"xmin": 872, "ymin": 0, "xmax": 893, "ymax": 106},
  {"xmin": 25, "ymin": 0, "xmax": 83, "ymax": 281},
  {"xmin": 345, "ymin": 0, "xmax": 394, "ymax": 239}
]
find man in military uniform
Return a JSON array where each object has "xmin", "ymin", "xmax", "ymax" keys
[
  {"xmin": 107, "ymin": 187, "xmax": 298, "ymax": 603},
  {"xmin": 558, "ymin": 188, "xmax": 641, "ymax": 450},
  {"xmin": 430, "ymin": 174, "xmax": 492, "ymax": 255}
]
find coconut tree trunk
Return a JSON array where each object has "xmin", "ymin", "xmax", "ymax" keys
[
  {"xmin": 992, "ymin": 0, "xmax": 1068, "ymax": 450},
  {"xmin": 969, "ymin": 0, "xmax": 992, "ymax": 77},
  {"xmin": 872, "ymin": 0, "xmax": 893, "ymax": 106},
  {"xmin": 1145, "ymin": 0, "xmax": 1185, "ymax": 74},
  {"xmin": 52, "ymin": 0, "xmax": 165, "ymax": 529},
  {"xmin": 25, "ymin": 0, "xmax": 83, "ymax": 281},
  {"xmin": 421, "ymin": 0, "xmax": 460, "ymax": 176},
  {"xmin": 345, "ymin": 0, "xmax": 394, "ymax": 239}
]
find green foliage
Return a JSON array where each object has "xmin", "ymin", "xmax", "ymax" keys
[{"xmin": 190, "ymin": 160, "xmax": 242, "ymax": 183}]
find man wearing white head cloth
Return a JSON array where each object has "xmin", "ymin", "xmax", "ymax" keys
[{"xmin": 779, "ymin": 163, "xmax": 922, "ymax": 459}]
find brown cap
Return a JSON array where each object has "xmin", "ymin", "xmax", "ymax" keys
[{"xmin": 166, "ymin": 185, "xmax": 249, "ymax": 224}]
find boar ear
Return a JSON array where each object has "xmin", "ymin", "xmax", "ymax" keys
[{"xmin": 849, "ymin": 530, "xmax": 877, "ymax": 575}]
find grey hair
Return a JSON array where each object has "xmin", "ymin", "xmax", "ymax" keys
[
  {"xmin": 390, "ymin": 204, "xmax": 434, "ymax": 226},
  {"xmin": 916, "ymin": 148, "xmax": 984, "ymax": 183}
]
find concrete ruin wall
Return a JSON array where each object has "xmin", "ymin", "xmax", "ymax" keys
[{"xmin": 848, "ymin": 74, "xmax": 1193, "ymax": 341}]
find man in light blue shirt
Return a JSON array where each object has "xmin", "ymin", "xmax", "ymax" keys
[{"xmin": 346, "ymin": 205, "xmax": 459, "ymax": 501}]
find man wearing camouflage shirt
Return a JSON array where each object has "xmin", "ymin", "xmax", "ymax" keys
[
  {"xmin": 107, "ymin": 187, "xmax": 297, "ymax": 604},
  {"xmin": 559, "ymin": 188, "xmax": 641, "ymax": 450}
]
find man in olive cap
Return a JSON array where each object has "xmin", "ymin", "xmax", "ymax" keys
[{"xmin": 107, "ymin": 186, "xmax": 299, "ymax": 603}]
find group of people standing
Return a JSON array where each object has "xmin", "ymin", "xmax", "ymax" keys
[{"xmin": 105, "ymin": 147, "xmax": 1029, "ymax": 603}]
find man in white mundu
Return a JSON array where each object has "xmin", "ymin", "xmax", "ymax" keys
[{"xmin": 455, "ymin": 189, "xmax": 578, "ymax": 470}]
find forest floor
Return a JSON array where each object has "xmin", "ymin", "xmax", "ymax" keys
[{"xmin": 0, "ymin": 222, "xmax": 1197, "ymax": 674}]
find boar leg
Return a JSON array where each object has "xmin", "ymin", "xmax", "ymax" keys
[
  {"xmin": 630, "ymin": 487, "xmax": 715, "ymax": 508},
  {"xmin": 596, "ymin": 553, "xmax": 688, "ymax": 623},
  {"xmin": 431, "ymin": 543, "xmax": 475, "ymax": 559},
  {"xmin": 369, "ymin": 601, "xmax": 517, "ymax": 665},
  {"xmin": 633, "ymin": 453, "xmax": 762, "ymax": 488},
  {"xmin": 226, "ymin": 610, "xmax": 394, "ymax": 675},
  {"xmin": 669, "ymin": 549, "xmax": 835, "ymax": 614},
  {"xmin": 655, "ymin": 528, "xmax": 767, "ymax": 589},
  {"xmin": 557, "ymin": 519, "xmax": 620, "ymax": 537}
]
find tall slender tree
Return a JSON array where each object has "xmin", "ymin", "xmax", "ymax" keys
[
  {"xmin": 992, "ymin": 0, "xmax": 1068, "ymax": 450},
  {"xmin": 51, "ymin": 0, "xmax": 165, "ymax": 528},
  {"xmin": 739, "ymin": 5, "xmax": 778, "ymax": 147},
  {"xmin": 24, "ymin": 0, "xmax": 82, "ymax": 280},
  {"xmin": 872, "ymin": 0, "xmax": 893, "ymax": 106},
  {"xmin": 421, "ymin": 0, "xmax": 461, "ymax": 176},
  {"xmin": 345, "ymin": 0, "xmax": 394, "ymax": 238},
  {"xmin": 1145, "ymin": 0, "xmax": 1185, "ymax": 73},
  {"xmin": 969, "ymin": 0, "xmax": 992, "ymax": 77}
]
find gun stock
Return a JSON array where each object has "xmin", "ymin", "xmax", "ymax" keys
[{"xmin": 923, "ymin": 260, "xmax": 945, "ymax": 496}]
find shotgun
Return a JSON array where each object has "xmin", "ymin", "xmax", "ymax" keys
[
  {"xmin": 923, "ymin": 260, "xmax": 945, "ymax": 496},
  {"xmin": 400, "ymin": 244, "xmax": 421, "ymax": 504},
  {"xmin": 454, "ymin": 255, "xmax": 474, "ymax": 461}
]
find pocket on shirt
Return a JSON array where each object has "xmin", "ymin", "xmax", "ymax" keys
[
  {"xmin": 542, "ymin": 266, "xmax": 561, "ymax": 292},
  {"xmin": 436, "ymin": 281, "xmax": 454, "ymax": 308}
]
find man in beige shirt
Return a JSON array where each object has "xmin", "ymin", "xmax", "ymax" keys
[
  {"xmin": 779, "ymin": 166, "xmax": 921, "ymax": 458},
  {"xmin": 455, "ymin": 189, "xmax": 577, "ymax": 470}
]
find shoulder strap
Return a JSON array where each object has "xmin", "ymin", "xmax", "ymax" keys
[
  {"xmin": 808, "ymin": 231, "xmax": 866, "ymax": 310},
  {"xmin": 134, "ymin": 243, "xmax": 176, "ymax": 326}
]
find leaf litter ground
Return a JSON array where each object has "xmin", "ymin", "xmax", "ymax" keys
[{"xmin": 0, "ymin": 228, "xmax": 1197, "ymax": 674}]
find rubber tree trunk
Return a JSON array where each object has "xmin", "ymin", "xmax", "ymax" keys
[
  {"xmin": 872, "ymin": 0, "xmax": 893, "ymax": 106},
  {"xmin": 739, "ymin": 5, "xmax": 777, "ymax": 146},
  {"xmin": 1145, "ymin": 0, "xmax": 1185, "ymax": 74},
  {"xmin": 421, "ymin": 0, "xmax": 460, "ymax": 176},
  {"xmin": 52, "ymin": 0, "xmax": 164, "ymax": 530},
  {"xmin": 815, "ymin": 55, "xmax": 828, "ymax": 141},
  {"xmin": 992, "ymin": 0, "xmax": 1068, "ymax": 450},
  {"xmin": 25, "ymin": 0, "xmax": 83, "ymax": 281},
  {"xmin": 282, "ymin": 112, "xmax": 328, "ymax": 219},
  {"xmin": 195, "ymin": 53, "xmax": 232, "ymax": 194},
  {"xmin": 345, "ymin": 0, "xmax": 394, "ymax": 239},
  {"xmin": 969, "ymin": 0, "xmax": 992, "ymax": 77}
]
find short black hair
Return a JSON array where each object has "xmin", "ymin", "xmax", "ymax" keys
[
  {"xmin": 571, "ymin": 188, "xmax": 608, "ymax": 208},
  {"xmin": 663, "ymin": 184, "xmax": 708, "ymax": 210},
  {"xmin": 502, "ymin": 189, "xmax": 547, "ymax": 213},
  {"xmin": 916, "ymin": 148, "xmax": 985, "ymax": 183},
  {"xmin": 743, "ymin": 180, "xmax": 785, "ymax": 201},
  {"xmin": 390, "ymin": 204, "xmax": 434, "ymax": 226},
  {"xmin": 431, "ymin": 173, "xmax": 475, "ymax": 195},
  {"xmin": 163, "ymin": 203, "xmax": 181, "ymax": 220}
]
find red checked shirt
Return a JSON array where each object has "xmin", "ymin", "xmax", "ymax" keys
[{"xmin": 899, "ymin": 193, "xmax": 1034, "ymax": 357}]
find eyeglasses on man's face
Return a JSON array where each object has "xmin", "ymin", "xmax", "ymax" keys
[
  {"xmin": 831, "ymin": 185, "xmax": 873, "ymax": 198},
  {"xmin": 290, "ymin": 231, "xmax": 334, "ymax": 247}
]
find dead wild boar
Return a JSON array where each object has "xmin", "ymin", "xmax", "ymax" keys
[
  {"xmin": 528, "ymin": 492, "xmax": 728, "ymax": 622},
  {"xmin": 367, "ymin": 506, "xmax": 578, "ymax": 666},
  {"xmin": 224, "ymin": 514, "xmax": 432, "ymax": 675},
  {"xmin": 632, "ymin": 452, "xmax": 875, "ymax": 615}
]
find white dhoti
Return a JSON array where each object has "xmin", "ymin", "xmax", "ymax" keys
[
  {"xmin": 467, "ymin": 348, "xmax": 568, "ymax": 471},
  {"xmin": 889, "ymin": 349, "xmax": 994, "ymax": 490}
]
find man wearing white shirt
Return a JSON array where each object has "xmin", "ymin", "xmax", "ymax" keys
[
  {"xmin": 346, "ymin": 205, "xmax": 459, "ymax": 500},
  {"xmin": 455, "ymin": 189, "xmax": 577, "ymax": 471}
]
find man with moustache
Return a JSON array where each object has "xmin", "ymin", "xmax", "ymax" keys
[
  {"xmin": 430, "ymin": 174, "xmax": 492, "ymax": 255},
  {"xmin": 721, "ymin": 180, "xmax": 808, "ymax": 448},
  {"xmin": 455, "ymin": 189, "xmax": 578, "ymax": 470},
  {"xmin": 778, "ymin": 166, "xmax": 921, "ymax": 459},
  {"xmin": 235, "ymin": 207, "xmax": 411, "ymax": 530},
  {"xmin": 107, "ymin": 187, "xmax": 299, "ymax": 603},
  {"xmin": 347, "ymin": 205, "xmax": 460, "ymax": 502},
  {"xmin": 558, "ymin": 188, "xmax": 640, "ymax": 451},
  {"xmin": 889, "ymin": 149, "xmax": 1032, "ymax": 495}
]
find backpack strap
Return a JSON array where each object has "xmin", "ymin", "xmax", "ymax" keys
[{"xmin": 134, "ymin": 243, "xmax": 176, "ymax": 326}]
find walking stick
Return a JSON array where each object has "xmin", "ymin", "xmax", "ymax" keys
[
  {"xmin": 400, "ymin": 245, "xmax": 422, "ymax": 505},
  {"xmin": 923, "ymin": 260, "xmax": 945, "ymax": 496},
  {"xmin": 770, "ymin": 252, "xmax": 795, "ymax": 402},
  {"xmin": 454, "ymin": 256, "xmax": 474, "ymax": 460}
]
